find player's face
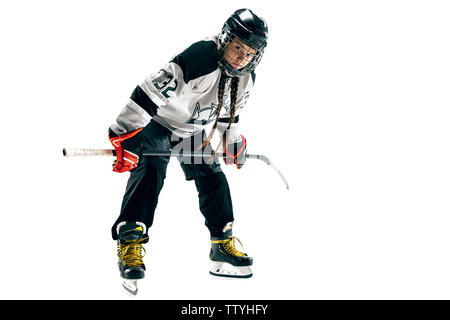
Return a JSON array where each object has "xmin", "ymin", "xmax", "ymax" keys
[{"xmin": 223, "ymin": 37, "xmax": 257, "ymax": 70}]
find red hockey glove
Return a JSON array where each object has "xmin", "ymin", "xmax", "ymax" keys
[
  {"xmin": 108, "ymin": 128, "xmax": 143, "ymax": 173},
  {"xmin": 223, "ymin": 135, "xmax": 247, "ymax": 170}
]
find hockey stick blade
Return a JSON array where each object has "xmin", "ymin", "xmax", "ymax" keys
[
  {"xmin": 246, "ymin": 154, "xmax": 290, "ymax": 190},
  {"xmin": 62, "ymin": 148, "xmax": 289, "ymax": 189}
]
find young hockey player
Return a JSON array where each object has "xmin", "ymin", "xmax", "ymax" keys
[{"xmin": 108, "ymin": 8, "xmax": 268, "ymax": 294}]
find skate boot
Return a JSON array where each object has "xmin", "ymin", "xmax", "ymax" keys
[
  {"xmin": 209, "ymin": 222, "xmax": 253, "ymax": 278},
  {"xmin": 116, "ymin": 221, "xmax": 148, "ymax": 295}
]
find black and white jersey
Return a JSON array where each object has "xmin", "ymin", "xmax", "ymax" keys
[{"xmin": 110, "ymin": 35, "xmax": 255, "ymax": 142}]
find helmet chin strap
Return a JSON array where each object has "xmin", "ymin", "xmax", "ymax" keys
[
  {"xmin": 221, "ymin": 61, "xmax": 244, "ymax": 77},
  {"xmin": 219, "ymin": 60, "xmax": 247, "ymax": 78},
  {"xmin": 222, "ymin": 68, "xmax": 235, "ymax": 78}
]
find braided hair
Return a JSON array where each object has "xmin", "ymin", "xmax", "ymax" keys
[{"xmin": 202, "ymin": 72, "xmax": 239, "ymax": 152}]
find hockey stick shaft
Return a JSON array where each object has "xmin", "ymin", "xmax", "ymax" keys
[
  {"xmin": 62, "ymin": 148, "xmax": 289, "ymax": 189},
  {"xmin": 63, "ymin": 148, "xmax": 226, "ymax": 158},
  {"xmin": 63, "ymin": 148, "xmax": 115, "ymax": 157}
]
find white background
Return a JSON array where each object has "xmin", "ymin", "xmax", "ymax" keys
[{"xmin": 0, "ymin": 0, "xmax": 449, "ymax": 299}]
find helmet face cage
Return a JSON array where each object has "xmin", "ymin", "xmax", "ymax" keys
[{"xmin": 218, "ymin": 26, "xmax": 265, "ymax": 77}]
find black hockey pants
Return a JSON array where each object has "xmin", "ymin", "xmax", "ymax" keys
[{"xmin": 111, "ymin": 120, "xmax": 234, "ymax": 240}]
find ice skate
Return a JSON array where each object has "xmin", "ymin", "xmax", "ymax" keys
[
  {"xmin": 116, "ymin": 222, "xmax": 148, "ymax": 295},
  {"xmin": 209, "ymin": 222, "xmax": 253, "ymax": 278}
]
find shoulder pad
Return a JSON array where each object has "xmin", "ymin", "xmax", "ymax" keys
[{"xmin": 171, "ymin": 40, "xmax": 219, "ymax": 83}]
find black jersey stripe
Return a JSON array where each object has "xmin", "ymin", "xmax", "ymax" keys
[
  {"xmin": 171, "ymin": 40, "xmax": 219, "ymax": 84},
  {"xmin": 130, "ymin": 85, "xmax": 158, "ymax": 116},
  {"xmin": 218, "ymin": 115, "xmax": 240, "ymax": 124}
]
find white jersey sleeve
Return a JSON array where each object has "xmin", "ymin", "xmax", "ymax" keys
[{"xmin": 109, "ymin": 61, "xmax": 186, "ymax": 136}]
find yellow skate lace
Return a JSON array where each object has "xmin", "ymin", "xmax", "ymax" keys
[
  {"xmin": 213, "ymin": 236, "xmax": 246, "ymax": 257},
  {"xmin": 117, "ymin": 237, "xmax": 148, "ymax": 267}
]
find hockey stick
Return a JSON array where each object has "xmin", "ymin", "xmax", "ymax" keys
[{"xmin": 62, "ymin": 148, "xmax": 289, "ymax": 190}]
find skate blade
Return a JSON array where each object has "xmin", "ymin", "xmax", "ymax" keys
[
  {"xmin": 209, "ymin": 262, "xmax": 253, "ymax": 278},
  {"xmin": 122, "ymin": 279, "xmax": 138, "ymax": 296}
]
